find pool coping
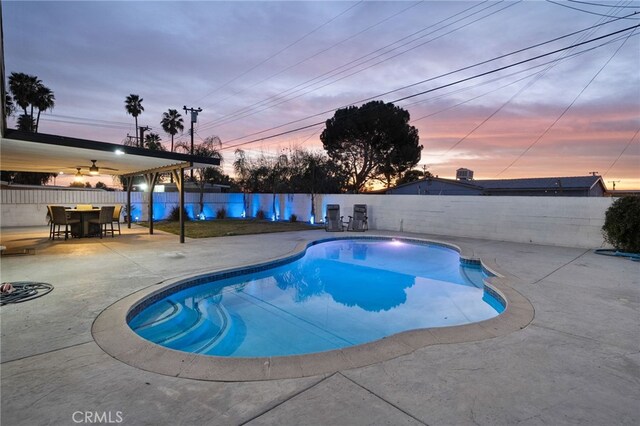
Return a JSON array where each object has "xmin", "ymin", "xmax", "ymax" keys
[{"xmin": 92, "ymin": 234, "xmax": 535, "ymax": 382}]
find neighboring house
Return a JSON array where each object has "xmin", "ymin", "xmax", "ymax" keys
[{"xmin": 386, "ymin": 174, "xmax": 608, "ymax": 197}]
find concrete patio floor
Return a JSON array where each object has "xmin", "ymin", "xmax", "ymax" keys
[{"xmin": 1, "ymin": 225, "xmax": 638, "ymax": 425}]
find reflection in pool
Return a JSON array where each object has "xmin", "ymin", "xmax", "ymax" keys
[{"xmin": 129, "ymin": 239, "xmax": 504, "ymax": 357}]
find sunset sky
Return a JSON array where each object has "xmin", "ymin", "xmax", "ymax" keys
[{"xmin": 4, "ymin": 1, "xmax": 639, "ymax": 189}]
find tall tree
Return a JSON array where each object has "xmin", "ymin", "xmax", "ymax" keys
[
  {"xmin": 3, "ymin": 72, "xmax": 56, "ymax": 184},
  {"xmin": 144, "ymin": 133, "xmax": 164, "ymax": 151},
  {"xmin": 286, "ymin": 150, "xmax": 344, "ymax": 219},
  {"xmin": 124, "ymin": 94, "xmax": 144, "ymax": 147},
  {"xmin": 34, "ymin": 85, "xmax": 55, "ymax": 132},
  {"xmin": 320, "ymin": 101, "xmax": 422, "ymax": 192},
  {"xmin": 8, "ymin": 72, "xmax": 55, "ymax": 133},
  {"xmin": 8, "ymin": 72, "xmax": 39, "ymax": 119},
  {"xmin": 177, "ymin": 136, "xmax": 224, "ymax": 217},
  {"xmin": 160, "ymin": 109, "xmax": 184, "ymax": 153}
]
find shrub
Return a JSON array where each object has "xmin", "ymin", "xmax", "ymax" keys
[
  {"xmin": 289, "ymin": 214, "xmax": 297, "ymax": 222},
  {"xmin": 255, "ymin": 210, "xmax": 266, "ymax": 220},
  {"xmin": 216, "ymin": 208, "xmax": 227, "ymax": 219},
  {"xmin": 602, "ymin": 196, "xmax": 640, "ymax": 253},
  {"xmin": 168, "ymin": 206, "xmax": 191, "ymax": 222}
]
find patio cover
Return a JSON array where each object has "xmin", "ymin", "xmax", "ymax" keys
[{"xmin": 1, "ymin": 129, "xmax": 221, "ymax": 243}]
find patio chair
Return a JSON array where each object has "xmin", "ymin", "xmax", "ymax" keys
[
  {"xmin": 347, "ymin": 204, "xmax": 368, "ymax": 232},
  {"xmin": 324, "ymin": 204, "xmax": 344, "ymax": 232},
  {"xmin": 88, "ymin": 206, "xmax": 115, "ymax": 239},
  {"xmin": 112, "ymin": 204, "xmax": 123, "ymax": 235},
  {"xmin": 46, "ymin": 205, "xmax": 55, "ymax": 240},
  {"xmin": 50, "ymin": 206, "xmax": 81, "ymax": 240}
]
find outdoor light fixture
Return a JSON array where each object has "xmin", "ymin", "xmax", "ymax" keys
[
  {"xmin": 115, "ymin": 149, "xmax": 125, "ymax": 155},
  {"xmin": 310, "ymin": 215, "xmax": 315, "ymax": 225},
  {"xmin": 89, "ymin": 160, "xmax": 99, "ymax": 175},
  {"xmin": 74, "ymin": 168, "xmax": 84, "ymax": 182}
]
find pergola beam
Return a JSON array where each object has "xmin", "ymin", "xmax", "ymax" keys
[{"xmin": 1, "ymin": 130, "xmax": 218, "ymax": 244}]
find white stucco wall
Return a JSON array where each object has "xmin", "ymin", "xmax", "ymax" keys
[
  {"xmin": 319, "ymin": 194, "xmax": 613, "ymax": 248},
  {"xmin": 1, "ymin": 188, "xmax": 613, "ymax": 248}
]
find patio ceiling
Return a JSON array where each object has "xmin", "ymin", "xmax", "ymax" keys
[{"xmin": 0, "ymin": 129, "xmax": 220, "ymax": 177}]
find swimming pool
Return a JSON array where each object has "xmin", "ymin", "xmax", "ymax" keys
[{"xmin": 128, "ymin": 238, "xmax": 504, "ymax": 357}]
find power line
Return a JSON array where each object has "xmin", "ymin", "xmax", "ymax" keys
[
  {"xmin": 568, "ymin": 0, "xmax": 640, "ymax": 8},
  {"xmin": 221, "ymin": 22, "xmax": 639, "ymax": 149},
  {"xmin": 435, "ymin": 0, "xmax": 631, "ymax": 156},
  {"xmin": 202, "ymin": 1, "xmax": 426, "ymax": 114},
  {"xmin": 602, "ymin": 128, "xmax": 640, "ymax": 177},
  {"xmin": 408, "ymin": 32, "xmax": 636, "ymax": 125},
  {"xmin": 46, "ymin": 113, "xmax": 131, "ymax": 126},
  {"xmin": 39, "ymin": 117, "xmax": 130, "ymax": 130},
  {"xmin": 205, "ymin": 9, "xmax": 634, "ymax": 135},
  {"xmin": 220, "ymin": 24, "xmax": 639, "ymax": 151},
  {"xmin": 191, "ymin": 1, "xmax": 365, "ymax": 105},
  {"xmin": 199, "ymin": 0, "xmax": 504, "ymax": 131},
  {"xmin": 495, "ymin": 27, "xmax": 637, "ymax": 177},
  {"xmin": 546, "ymin": 0, "xmax": 640, "ymax": 18}
]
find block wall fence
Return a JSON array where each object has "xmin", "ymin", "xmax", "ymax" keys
[{"xmin": 1, "ymin": 188, "xmax": 613, "ymax": 248}]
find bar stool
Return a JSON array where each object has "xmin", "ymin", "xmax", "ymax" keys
[{"xmin": 88, "ymin": 206, "xmax": 115, "ymax": 239}]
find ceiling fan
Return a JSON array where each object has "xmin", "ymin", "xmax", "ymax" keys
[{"xmin": 72, "ymin": 160, "xmax": 119, "ymax": 175}]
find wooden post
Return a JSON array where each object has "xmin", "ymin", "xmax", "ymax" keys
[{"xmin": 172, "ymin": 168, "xmax": 185, "ymax": 244}]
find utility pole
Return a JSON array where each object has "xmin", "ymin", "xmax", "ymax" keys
[
  {"xmin": 139, "ymin": 126, "xmax": 150, "ymax": 148},
  {"xmin": 183, "ymin": 106, "xmax": 202, "ymax": 180},
  {"xmin": 609, "ymin": 180, "xmax": 620, "ymax": 191}
]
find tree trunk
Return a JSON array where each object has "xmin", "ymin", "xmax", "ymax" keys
[
  {"xmin": 135, "ymin": 116, "xmax": 139, "ymax": 147},
  {"xmin": 35, "ymin": 109, "xmax": 42, "ymax": 133},
  {"xmin": 170, "ymin": 134, "xmax": 174, "ymax": 183}
]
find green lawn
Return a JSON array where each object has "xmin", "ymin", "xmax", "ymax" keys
[{"xmin": 140, "ymin": 218, "xmax": 322, "ymax": 238}]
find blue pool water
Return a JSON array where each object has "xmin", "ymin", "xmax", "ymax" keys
[{"xmin": 129, "ymin": 239, "xmax": 504, "ymax": 357}]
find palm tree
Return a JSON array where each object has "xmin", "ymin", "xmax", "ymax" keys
[
  {"xmin": 144, "ymin": 133, "xmax": 165, "ymax": 151},
  {"xmin": 34, "ymin": 85, "xmax": 55, "ymax": 133},
  {"xmin": 8, "ymin": 72, "xmax": 42, "ymax": 131},
  {"xmin": 8, "ymin": 72, "xmax": 39, "ymax": 117},
  {"xmin": 124, "ymin": 94, "xmax": 144, "ymax": 147},
  {"xmin": 160, "ymin": 109, "xmax": 184, "ymax": 153}
]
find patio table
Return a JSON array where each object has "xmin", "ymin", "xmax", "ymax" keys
[{"xmin": 65, "ymin": 208, "xmax": 100, "ymax": 238}]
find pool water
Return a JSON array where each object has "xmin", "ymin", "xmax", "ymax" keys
[{"xmin": 129, "ymin": 239, "xmax": 504, "ymax": 357}]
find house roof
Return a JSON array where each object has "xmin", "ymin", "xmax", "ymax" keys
[
  {"xmin": 1, "ymin": 129, "xmax": 220, "ymax": 177},
  {"xmin": 389, "ymin": 176, "xmax": 484, "ymax": 191},
  {"xmin": 388, "ymin": 175, "xmax": 606, "ymax": 193},
  {"xmin": 476, "ymin": 176, "xmax": 604, "ymax": 190}
]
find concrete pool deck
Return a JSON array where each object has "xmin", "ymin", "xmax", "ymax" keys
[{"xmin": 1, "ymin": 225, "xmax": 638, "ymax": 425}]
